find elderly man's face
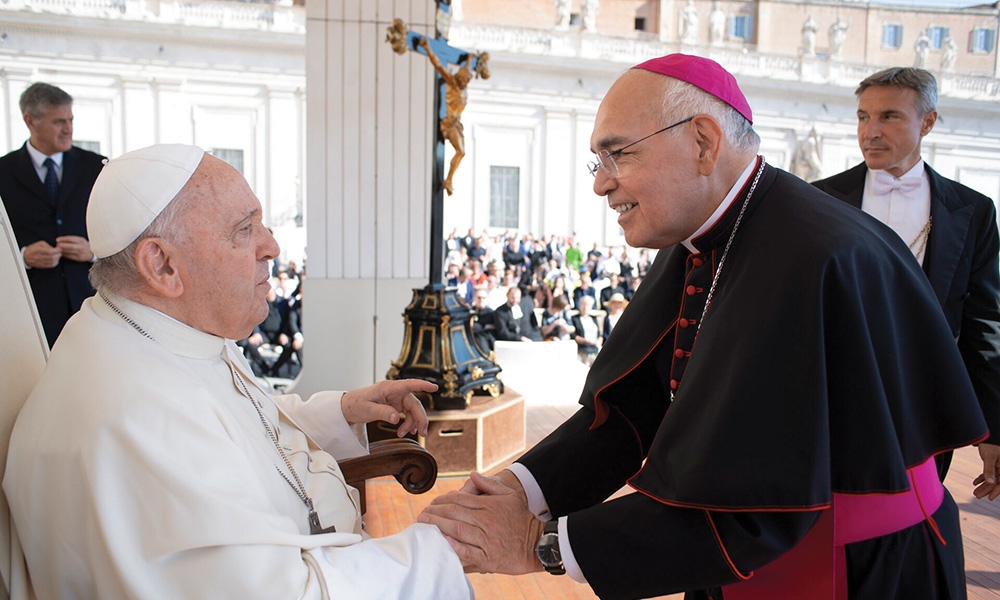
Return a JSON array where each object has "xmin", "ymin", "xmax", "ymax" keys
[
  {"xmin": 174, "ymin": 156, "xmax": 280, "ymax": 339},
  {"xmin": 591, "ymin": 71, "xmax": 707, "ymax": 249}
]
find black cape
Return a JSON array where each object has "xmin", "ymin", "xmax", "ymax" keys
[{"xmin": 517, "ymin": 165, "xmax": 987, "ymax": 599}]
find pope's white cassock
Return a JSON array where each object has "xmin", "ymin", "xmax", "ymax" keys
[{"xmin": 3, "ymin": 291, "xmax": 470, "ymax": 599}]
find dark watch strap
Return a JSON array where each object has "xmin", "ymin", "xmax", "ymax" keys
[{"xmin": 537, "ymin": 519, "xmax": 565, "ymax": 575}]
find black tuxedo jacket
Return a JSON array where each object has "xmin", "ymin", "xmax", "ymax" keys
[
  {"xmin": 0, "ymin": 143, "xmax": 105, "ymax": 346},
  {"xmin": 814, "ymin": 162, "xmax": 1000, "ymax": 445}
]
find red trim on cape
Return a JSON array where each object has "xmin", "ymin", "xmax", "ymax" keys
[{"xmin": 704, "ymin": 511, "xmax": 753, "ymax": 582}]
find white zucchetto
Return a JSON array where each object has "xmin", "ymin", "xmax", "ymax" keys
[{"xmin": 87, "ymin": 144, "xmax": 205, "ymax": 258}]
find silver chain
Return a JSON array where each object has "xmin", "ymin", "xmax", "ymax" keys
[
  {"xmin": 103, "ymin": 293, "xmax": 327, "ymax": 531},
  {"xmin": 102, "ymin": 294, "xmax": 154, "ymax": 340},
  {"xmin": 672, "ymin": 158, "xmax": 767, "ymax": 402},
  {"xmin": 230, "ymin": 368, "xmax": 315, "ymax": 514}
]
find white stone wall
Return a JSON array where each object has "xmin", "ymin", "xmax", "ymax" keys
[{"xmin": 0, "ymin": 0, "xmax": 308, "ymax": 264}]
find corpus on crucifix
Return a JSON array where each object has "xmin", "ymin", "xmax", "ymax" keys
[{"xmin": 386, "ymin": 18, "xmax": 489, "ymax": 197}]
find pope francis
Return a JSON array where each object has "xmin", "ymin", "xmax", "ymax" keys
[{"xmin": 3, "ymin": 144, "xmax": 471, "ymax": 599}]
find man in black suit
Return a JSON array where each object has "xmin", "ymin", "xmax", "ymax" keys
[
  {"xmin": 0, "ymin": 82, "xmax": 105, "ymax": 346},
  {"xmin": 470, "ymin": 286, "xmax": 496, "ymax": 351},
  {"xmin": 813, "ymin": 67, "xmax": 1000, "ymax": 489},
  {"xmin": 493, "ymin": 286, "xmax": 542, "ymax": 342}
]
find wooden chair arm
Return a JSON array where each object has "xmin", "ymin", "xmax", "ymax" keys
[{"xmin": 339, "ymin": 438, "xmax": 438, "ymax": 514}]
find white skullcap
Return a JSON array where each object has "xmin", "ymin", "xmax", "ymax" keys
[{"xmin": 87, "ymin": 144, "xmax": 206, "ymax": 258}]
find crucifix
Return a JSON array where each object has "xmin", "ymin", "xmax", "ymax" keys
[
  {"xmin": 383, "ymin": 5, "xmax": 501, "ymax": 412},
  {"xmin": 386, "ymin": 3, "xmax": 489, "ymax": 284}
]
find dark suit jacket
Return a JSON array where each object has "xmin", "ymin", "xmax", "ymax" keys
[
  {"xmin": 494, "ymin": 297, "xmax": 543, "ymax": 342},
  {"xmin": 0, "ymin": 143, "xmax": 105, "ymax": 346},
  {"xmin": 814, "ymin": 162, "xmax": 1000, "ymax": 446}
]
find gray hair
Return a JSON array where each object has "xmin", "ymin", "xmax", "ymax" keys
[
  {"xmin": 855, "ymin": 67, "xmax": 938, "ymax": 116},
  {"xmin": 660, "ymin": 78, "xmax": 761, "ymax": 154},
  {"xmin": 88, "ymin": 193, "xmax": 193, "ymax": 295},
  {"xmin": 19, "ymin": 83, "xmax": 73, "ymax": 120}
]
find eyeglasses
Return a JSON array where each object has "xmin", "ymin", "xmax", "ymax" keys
[{"xmin": 587, "ymin": 116, "xmax": 695, "ymax": 178}]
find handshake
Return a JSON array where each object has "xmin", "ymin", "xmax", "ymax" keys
[{"xmin": 418, "ymin": 470, "xmax": 548, "ymax": 575}]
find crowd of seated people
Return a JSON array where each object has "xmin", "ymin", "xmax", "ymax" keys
[
  {"xmin": 238, "ymin": 260, "xmax": 304, "ymax": 381},
  {"xmin": 445, "ymin": 228, "xmax": 652, "ymax": 364}
]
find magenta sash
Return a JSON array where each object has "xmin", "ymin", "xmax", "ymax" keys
[{"xmin": 722, "ymin": 457, "xmax": 943, "ymax": 600}]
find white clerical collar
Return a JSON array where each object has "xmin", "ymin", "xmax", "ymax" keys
[
  {"xmin": 682, "ymin": 157, "xmax": 759, "ymax": 254},
  {"xmin": 25, "ymin": 141, "xmax": 63, "ymax": 169},
  {"xmin": 94, "ymin": 290, "xmax": 226, "ymax": 361}
]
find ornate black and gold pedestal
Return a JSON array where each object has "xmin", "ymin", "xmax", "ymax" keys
[{"xmin": 387, "ymin": 284, "xmax": 503, "ymax": 411}]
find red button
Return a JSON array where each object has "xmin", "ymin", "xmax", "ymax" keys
[
  {"xmin": 678, "ymin": 318, "xmax": 689, "ymax": 328},
  {"xmin": 692, "ymin": 257, "xmax": 704, "ymax": 267},
  {"xmin": 686, "ymin": 285, "xmax": 698, "ymax": 296},
  {"xmin": 674, "ymin": 348, "xmax": 685, "ymax": 358},
  {"xmin": 670, "ymin": 379, "xmax": 679, "ymax": 390}
]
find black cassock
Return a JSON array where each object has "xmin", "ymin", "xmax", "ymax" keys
[{"xmin": 517, "ymin": 163, "xmax": 987, "ymax": 600}]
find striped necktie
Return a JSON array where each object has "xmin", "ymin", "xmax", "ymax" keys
[{"xmin": 43, "ymin": 157, "xmax": 59, "ymax": 204}]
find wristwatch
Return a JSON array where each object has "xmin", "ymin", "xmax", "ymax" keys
[{"xmin": 536, "ymin": 519, "xmax": 565, "ymax": 575}]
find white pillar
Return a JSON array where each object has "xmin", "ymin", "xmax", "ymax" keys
[{"xmin": 296, "ymin": 0, "xmax": 437, "ymax": 395}]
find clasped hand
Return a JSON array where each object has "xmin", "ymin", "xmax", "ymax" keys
[
  {"xmin": 340, "ymin": 379, "xmax": 436, "ymax": 438},
  {"xmin": 23, "ymin": 236, "xmax": 94, "ymax": 269},
  {"xmin": 418, "ymin": 470, "xmax": 545, "ymax": 575}
]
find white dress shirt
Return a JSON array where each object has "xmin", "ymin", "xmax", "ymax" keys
[{"xmin": 862, "ymin": 160, "xmax": 932, "ymax": 264}]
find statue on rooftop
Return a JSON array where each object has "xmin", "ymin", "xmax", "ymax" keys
[
  {"xmin": 680, "ymin": 0, "xmax": 699, "ymax": 45},
  {"xmin": 554, "ymin": 0, "xmax": 571, "ymax": 30},
  {"xmin": 710, "ymin": 3, "xmax": 726, "ymax": 46},
  {"xmin": 941, "ymin": 34, "xmax": 958, "ymax": 72},
  {"xmin": 828, "ymin": 17, "xmax": 848, "ymax": 58},
  {"xmin": 802, "ymin": 15, "xmax": 818, "ymax": 57}
]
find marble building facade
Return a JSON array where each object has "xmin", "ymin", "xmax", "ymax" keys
[{"xmin": 1, "ymin": 0, "xmax": 998, "ymax": 390}]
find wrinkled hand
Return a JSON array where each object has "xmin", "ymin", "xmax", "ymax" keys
[
  {"xmin": 973, "ymin": 443, "xmax": 1000, "ymax": 501},
  {"xmin": 418, "ymin": 471, "xmax": 545, "ymax": 575},
  {"xmin": 341, "ymin": 379, "xmax": 436, "ymax": 437},
  {"xmin": 23, "ymin": 240, "xmax": 62, "ymax": 269},
  {"xmin": 55, "ymin": 235, "xmax": 94, "ymax": 262}
]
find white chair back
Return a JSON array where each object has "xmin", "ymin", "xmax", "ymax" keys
[{"xmin": 0, "ymin": 201, "xmax": 44, "ymax": 600}]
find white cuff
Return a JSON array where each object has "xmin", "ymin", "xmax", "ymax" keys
[
  {"xmin": 507, "ymin": 462, "xmax": 551, "ymax": 520},
  {"xmin": 507, "ymin": 465, "xmax": 587, "ymax": 584},
  {"xmin": 559, "ymin": 517, "xmax": 587, "ymax": 583}
]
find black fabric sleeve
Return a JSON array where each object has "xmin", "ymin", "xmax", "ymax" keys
[
  {"xmin": 958, "ymin": 197, "xmax": 1000, "ymax": 446},
  {"xmin": 567, "ymin": 492, "xmax": 821, "ymax": 600},
  {"xmin": 516, "ymin": 407, "xmax": 646, "ymax": 517}
]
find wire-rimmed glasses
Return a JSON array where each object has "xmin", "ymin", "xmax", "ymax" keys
[{"xmin": 587, "ymin": 116, "xmax": 695, "ymax": 178}]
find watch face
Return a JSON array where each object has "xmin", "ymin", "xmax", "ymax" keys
[{"xmin": 537, "ymin": 532, "xmax": 562, "ymax": 567}]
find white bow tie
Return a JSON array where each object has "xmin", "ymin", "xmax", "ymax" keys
[{"xmin": 872, "ymin": 171, "xmax": 921, "ymax": 196}]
